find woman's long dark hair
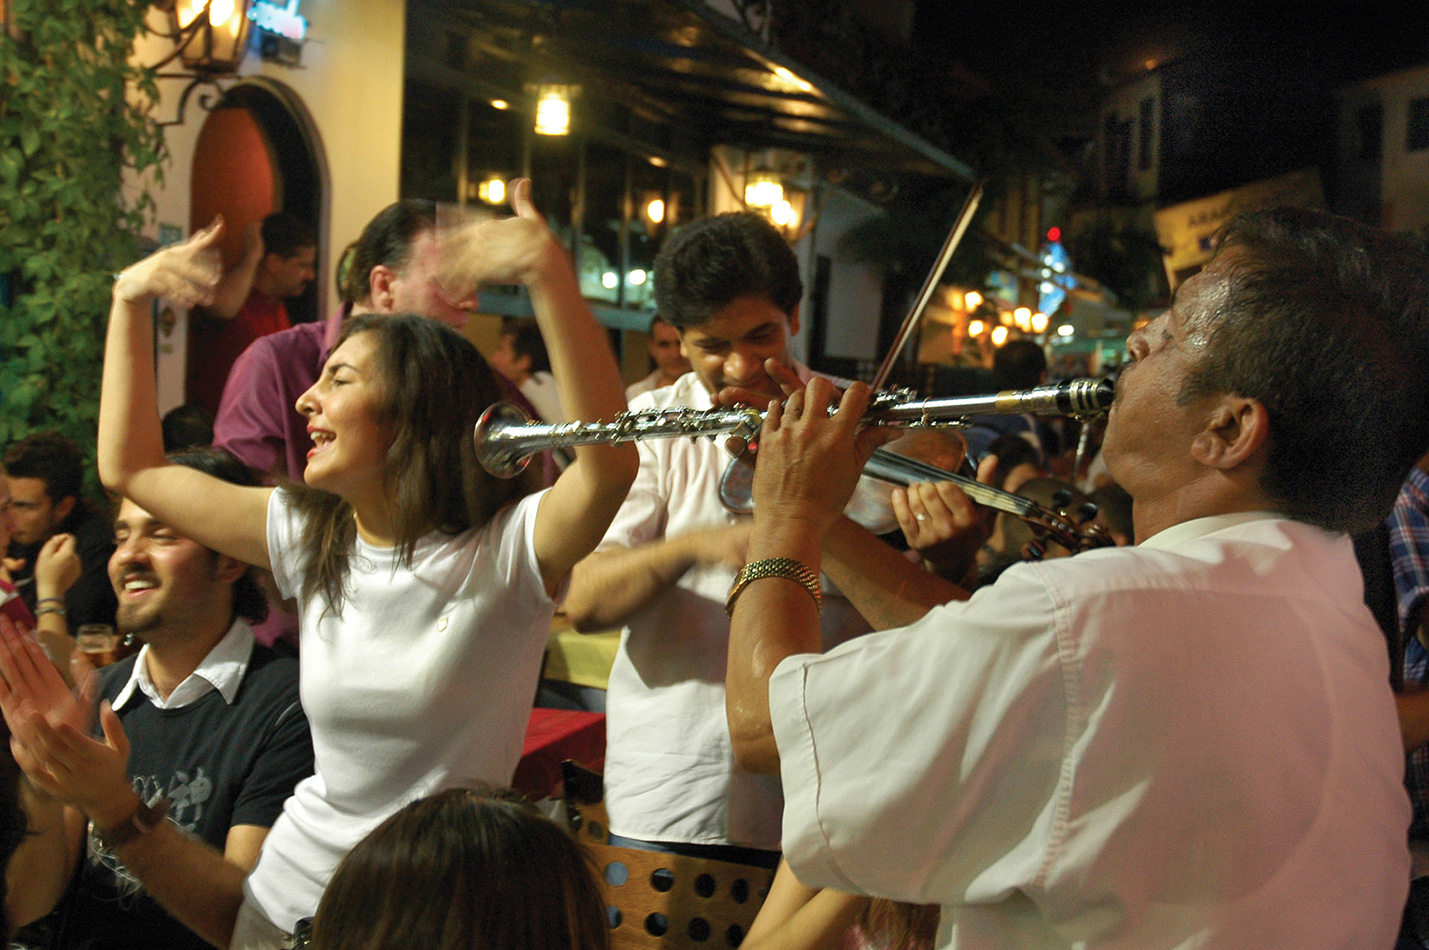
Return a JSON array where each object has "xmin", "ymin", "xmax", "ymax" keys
[
  {"xmin": 309, "ymin": 786, "xmax": 610, "ymax": 950},
  {"xmin": 290, "ymin": 314, "xmax": 528, "ymax": 614}
]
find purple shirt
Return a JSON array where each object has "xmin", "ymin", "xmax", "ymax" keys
[{"xmin": 214, "ymin": 320, "xmax": 330, "ymax": 483}]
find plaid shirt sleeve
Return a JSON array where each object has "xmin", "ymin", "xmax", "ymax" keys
[{"xmin": 1391, "ymin": 467, "xmax": 1429, "ymax": 651}]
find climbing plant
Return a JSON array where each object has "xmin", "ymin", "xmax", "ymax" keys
[{"xmin": 0, "ymin": 0, "xmax": 165, "ymax": 482}]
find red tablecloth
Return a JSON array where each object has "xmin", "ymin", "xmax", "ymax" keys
[{"xmin": 513, "ymin": 707, "xmax": 605, "ymax": 801}]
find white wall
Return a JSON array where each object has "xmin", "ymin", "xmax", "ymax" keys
[
  {"xmin": 128, "ymin": 0, "xmax": 406, "ymax": 410},
  {"xmin": 1373, "ymin": 65, "xmax": 1429, "ymax": 235},
  {"xmin": 808, "ymin": 186, "xmax": 883, "ymax": 363}
]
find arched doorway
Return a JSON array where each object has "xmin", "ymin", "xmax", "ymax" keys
[
  {"xmin": 189, "ymin": 79, "xmax": 326, "ymax": 325},
  {"xmin": 186, "ymin": 79, "xmax": 327, "ymax": 413}
]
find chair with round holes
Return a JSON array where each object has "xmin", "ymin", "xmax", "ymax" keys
[{"xmin": 561, "ymin": 761, "xmax": 775, "ymax": 949}]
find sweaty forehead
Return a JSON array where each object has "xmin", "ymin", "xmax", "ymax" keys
[{"xmin": 1171, "ymin": 263, "xmax": 1235, "ymax": 346}]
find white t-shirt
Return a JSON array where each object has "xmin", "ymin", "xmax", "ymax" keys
[
  {"xmin": 242, "ymin": 488, "xmax": 554, "ymax": 930},
  {"xmin": 771, "ymin": 512, "xmax": 1411, "ymax": 949},
  {"xmin": 598, "ymin": 368, "xmax": 886, "ymax": 851}
]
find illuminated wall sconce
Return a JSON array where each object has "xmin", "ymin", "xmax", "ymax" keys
[
  {"xmin": 168, "ymin": 0, "xmax": 253, "ymax": 73},
  {"xmin": 1013, "ymin": 306, "xmax": 1032, "ymax": 331},
  {"xmin": 990, "ymin": 325, "xmax": 1010, "ymax": 346},
  {"xmin": 490, "ymin": 98, "xmax": 509, "ymax": 110},
  {"xmin": 967, "ymin": 319, "xmax": 985, "ymax": 337},
  {"xmin": 744, "ymin": 172, "xmax": 783, "ymax": 208},
  {"xmin": 477, "ymin": 177, "xmax": 506, "ymax": 205},
  {"xmin": 1030, "ymin": 312, "xmax": 1049, "ymax": 334},
  {"xmin": 769, "ymin": 198, "xmax": 796, "ymax": 227},
  {"xmin": 963, "ymin": 290, "xmax": 983, "ymax": 310},
  {"xmin": 534, "ymin": 83, "xmax": 574, "ymax": 136},
  {"xmin": 644, "ymin": 197, "xmax": 666, "ymax": 225}
]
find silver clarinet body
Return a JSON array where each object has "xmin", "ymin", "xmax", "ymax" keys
[{"xmin": 475, "ymin": 377, "xmax": 1115, "ymax": 478}]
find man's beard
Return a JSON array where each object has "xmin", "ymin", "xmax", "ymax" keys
[{"xmin": 116, "ymin": 601, "xmax": 163, "ymax": 638}]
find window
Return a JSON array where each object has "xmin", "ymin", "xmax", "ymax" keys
[{"xmin": 1407, "ymin": 97, "xmax": 1429, "ymax": 152}]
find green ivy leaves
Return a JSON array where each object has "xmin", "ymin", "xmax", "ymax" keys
[{"xmin": 0, "ymin": 0, "xmax": 165, "ymax": 491}]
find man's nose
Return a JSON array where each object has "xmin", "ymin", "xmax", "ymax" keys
[{"xmin": 725, "ymin": 348, "xmax": 762, "ymax": 383}]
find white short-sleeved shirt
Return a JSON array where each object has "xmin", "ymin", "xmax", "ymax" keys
[
  {"xmin": 599, "ymin": 368, "xmax": 888, "ymax": 851},
  {"xmin": 771, "ymin": 513, "xmax": 1411, "ymax": 949},
  {"xmin": 242, "ymin": 488, "xmax": 554, "ymax": 930}
]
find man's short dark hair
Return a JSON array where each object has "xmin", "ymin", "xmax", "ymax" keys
[
  {"xmin": 1180, "ymin": 207, "xmax": 1429, "ymax": 533},
  {"xmin": 652, "ymin": 211, "xmax": 802, "ymax": 328},
  {"xmin": 165, "ymin": 447, "xmax": 268, "ymax": 625},
  {"xmin": 993, "ymin": 339, "xmax": 1048, "ymax": 390},
  {"xmin": 984, "ymin": 433, "xmax": 1042, "ymax": 489},
  {"xmin": 261, "ymin": 212, "xmax": 317, "ymax": 260},
  {"xmin": 161, "ymin": 404, "xmax": 215, "ymax": 453},
  {"xmin": 502, "ymin": 319, "xmax": 551, "ymax": 374},
  {"xmin": 3, "ymin": 431, "xmax": 83, "ymax": 504},
  {"xmin": 341, "ymin": 200, "xmax": 436, "ymax": 307}
]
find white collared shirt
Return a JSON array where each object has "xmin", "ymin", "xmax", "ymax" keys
[
  {"xmin": 772, "ymin": 512, "xmax": 1410, "ymax": 948},
  {"xmin": 112, "ymin": 619, "xmax": 256, "ymax": 711}
]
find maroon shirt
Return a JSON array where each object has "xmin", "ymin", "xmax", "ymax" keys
[{"xmin": 188, "ymin": 289, "xmax": 291, "ymax": 416}]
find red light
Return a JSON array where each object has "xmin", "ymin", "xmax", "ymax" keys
[{"xmin": 1046, "ymin": 226, "xmax": 1061, "ymax": 243}]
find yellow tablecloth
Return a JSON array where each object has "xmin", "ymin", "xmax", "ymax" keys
[{"xmin": 545, "ymin": 615, "xmax": 621, "ymax": 690}]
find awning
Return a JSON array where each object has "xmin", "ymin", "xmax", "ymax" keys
[{"xmin": 406, "ymin": 0, "xmax": 977, "ymax": 183}]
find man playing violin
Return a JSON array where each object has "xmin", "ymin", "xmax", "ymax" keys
[
  {"xmin": 563, "ymin": 211, "xmax": 960, "ymax": 865},
  {"xmin": 725, "ymin": 208, "xmax": 1428, "ymax": 948}
]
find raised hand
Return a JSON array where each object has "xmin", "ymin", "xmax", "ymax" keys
[
  {"xmin": 438, "ymin": 178, "xmax": 563, "ymax": 291},
  {"xmin": 113, "ymin": 219, "xmax": 224, "ymax": 309},
  {"xmin": 34, "ymin": 532, "xmax": 81, "ymax": 600}
]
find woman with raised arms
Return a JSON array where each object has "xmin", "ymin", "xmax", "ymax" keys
[{"xmin": 25, "ymin": 180, "xmax": 635, "ymax": 949}]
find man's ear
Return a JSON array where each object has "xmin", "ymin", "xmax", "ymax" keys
[
  {"xmin": 368, "ymin": 265, "xmax": 396, "ymax": 312},
  {"xmin": 212, "ymin": 554, "xmax": 248, "ymax": 585},
  {"xmin": 1191, "ymin": 397, "xmax": 1268, "ymax": 470},
  {"xmin": 785, "ymin": 303, "xmax": 801, "ymax": 339},
  {"xmin": 50, "ymin": 495, "xmax": 75, "ymax": 525}
]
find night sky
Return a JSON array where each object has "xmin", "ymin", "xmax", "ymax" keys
[{"xmin": 912, "ymin": 3, "xmax": 1429, "ymax": 97}]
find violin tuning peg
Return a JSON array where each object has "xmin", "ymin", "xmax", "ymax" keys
[
  {"xmin": 1077, "ymin": 502, "xmax": 1099, "ymax": 522},
  {"xmin": 1051, "ymin": 489, "xmax": 1072, "ymax": 509}
]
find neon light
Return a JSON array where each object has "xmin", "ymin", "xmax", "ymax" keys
[{"xmin": 249, "ymin": 0, "xmax": 307, "ymax": 41}]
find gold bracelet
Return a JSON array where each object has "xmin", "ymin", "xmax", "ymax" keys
[{"xmin": 725, "ymin": 557, "xmax": 821, "ymax": 617}]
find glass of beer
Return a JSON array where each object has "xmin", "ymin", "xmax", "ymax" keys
[{"xmin": 77, "ymin": 624, "xmax": 122, "ymax": 667}]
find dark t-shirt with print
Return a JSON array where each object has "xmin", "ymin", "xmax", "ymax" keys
[{"xmin": 18, "ymin": 641, "xmax": 312, "ymax": 950}]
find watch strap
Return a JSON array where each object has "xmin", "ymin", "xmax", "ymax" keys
[{"xmin": 95, "ymin": 796, "xmax": 171, "ymax": 850}]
